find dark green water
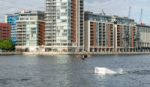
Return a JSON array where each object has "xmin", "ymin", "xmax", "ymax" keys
[{"xmin": 0, "ymin": 55, "xmax": 150, "ymax": 87}]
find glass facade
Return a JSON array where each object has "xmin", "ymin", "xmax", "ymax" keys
[
  {"xmin": 15, "ymin": 11, "xmax": 45, "ymax": 52},
  {"xmin": 5, "ymin": 14, "xmax": 19, "ymax": 45},
  {"xmin": 45, "ymin": 0, "xmax": 84, "ymax": 52}
]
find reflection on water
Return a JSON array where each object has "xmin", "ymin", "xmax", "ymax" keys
[
  {"xmin": 0, "ymin": 55, "xmax": 150, "ymax": 87},
  {"xmin": 125, "ymin": 69, "xmax": 150, "ymax": 75}
]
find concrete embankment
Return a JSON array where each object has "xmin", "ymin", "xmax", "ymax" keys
[
  {"xmin": 0, "ymin": 52, "xmax": 21, "ymax": 55},
  {"xmin": 22, "ymin": 52, "xmax": 150, "ymax": 56},
  {"xmin": 1, "ymin": 52, "xmax": 150, "ymax": 56}
]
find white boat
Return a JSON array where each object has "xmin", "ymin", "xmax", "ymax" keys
[{"xmin": 95, "ymin": 67, "xmax": 122, "ymax": 75}]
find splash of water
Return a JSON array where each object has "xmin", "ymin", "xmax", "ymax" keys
[{"xmin": 95, "ymin": 67, "xmax": 124, "ymax": 75}]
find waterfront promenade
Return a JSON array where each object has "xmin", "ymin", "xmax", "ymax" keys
[
  {"xmin": 22, "ymin": 52, "xmax": 150, "ymax": 55},
  {"xmin": 1, "ymin": 51, "xmax": 150, "ymax": 55},
  {"xmin": 0, "ymin": 52, "xmax": 20, "ymax": 55}
]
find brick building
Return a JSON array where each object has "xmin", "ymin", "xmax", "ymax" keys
[{"xmin": 0, "ymin": 23, "xmax": 11, "ymax": 40}]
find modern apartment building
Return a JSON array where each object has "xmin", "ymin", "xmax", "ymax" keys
[
  {"xmin": 0, "ymin": 23, "xmax": 11, "ymax": 40},
  {"xmin": 137, "ymin": 24, "xmax": 150, "ymax": 52},
  {"xmin": 16, "ymin": 11, "xmax": 45, "ymax": 52},
  {"xmin": 84, "ymin": 12, "xmax": 113, "ymax": 52},
  {"xmin": 84, "ymin": 11, "xmax": 139, "ymax": 52},
  {"xmin": 45, "ymin": 0, "xmax": 84, "ymax": 52},
  {"xmin": 5, "ymin": 13, "xmax": 19, "ymax": 44},
  {"xmin": 114, "ymin": 16, "xmax": 139, "ymax": 52}
]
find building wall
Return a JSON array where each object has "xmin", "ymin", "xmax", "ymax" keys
[
  {"xmin": 84, "ymin": 12, "xmax": 139, "ymax": 52},
  {"xmin": 39, "ymin": 22, "xmax": 45, "ymax": 46},
  {"xmin": 137, "ymin": 25, "xmax": 150, "ymax": 52},
  {"xmin": 84, "ymin": 21, "xmax": 115, "ymax": 52},
  {"xmin": 5, "ymin": 14, "xmax": 19, "ymax": 44},
  {"xmin": 115, "ymin": 25, "xmax": 138, "ymax": 52},
  {"xmin": 71, "ymin": 0, "xmax": 77, "ymax": 43},
  {"xmin": 45, "ymin": 0, "xmax": 84, "ymax": 52},
  {"xmin": 0, "ymin": 23, "xmax": 11, "ymax": 40},
  {"xmin": 16, "ymin": 11, "xmax": 45, "ymax": 52},
  {"xmin": 16, "ymin": 22, "xmax": 26, "ymax": 47},
  {"xmin": 45, "ymin": 0, "xmax": 71, "ymax": 52},
  {"xmin": 84, "ymin": 21, "xmax": 89, "ymax": 51},
  {"xmin": 106, "ymin": 23, "xmax": 114, "ymax": 48},
  {"xmin": 79, "ymin": 0, "xmax": 84, "ymax": 50}
]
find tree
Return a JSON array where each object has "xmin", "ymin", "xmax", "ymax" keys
[{"xmin": 0, "ymin": 39, "xmax": 15, "ymax": 51}]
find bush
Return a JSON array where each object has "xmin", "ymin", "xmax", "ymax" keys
[{"xmin": 0, "ymin": 39, "xmax": 15, "ymax": 51}]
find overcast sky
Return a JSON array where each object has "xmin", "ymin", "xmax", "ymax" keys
[{"xmin": 0, "ymin": 0, "xmax": 150, "ymax": 24}]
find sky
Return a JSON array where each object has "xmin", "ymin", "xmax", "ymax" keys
[{"xmin": 0, "ymin": 0, "xmax": 150, "ymax": 24}]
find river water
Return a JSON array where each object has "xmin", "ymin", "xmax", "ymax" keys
[{"xmin": 0, "ymin": 55, "xmax": 150, "ymax": 87}]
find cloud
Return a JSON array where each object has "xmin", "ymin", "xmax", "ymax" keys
[
  {"xmin": 85, "ymin": 0, "xmax": 150, "ymax": 24},
  {"xmin": 0, "ymin": 0, "xmax": 44, "ymax": 22},
  {"xmin": 0, "ymin": 0, "xmax": 150, "ymax": 24},
  {"xmin": 86, "ymin": 0, "xmax": 111, "ymax": 3}
]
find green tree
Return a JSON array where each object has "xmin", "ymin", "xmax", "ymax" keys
[{"xmin": 0, "ymin": 39, "xmax": 15, "ymax": 51}]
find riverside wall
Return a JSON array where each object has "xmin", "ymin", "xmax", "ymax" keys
[
  {"xmin": 0, "ymin": 52, "xmax": 150, "ymax": 56},
  {"xmin": 22, "ymin": 52, "xmax": 150, "ymax": 56}
]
